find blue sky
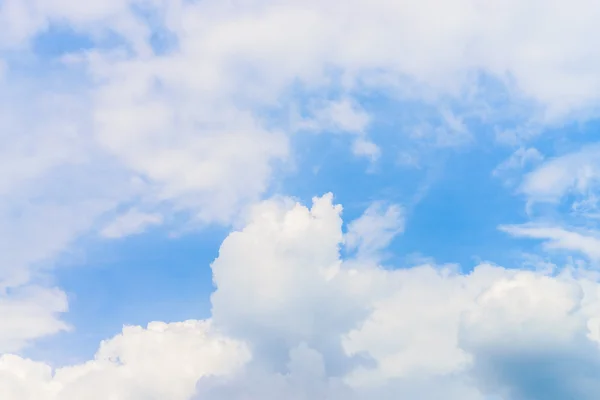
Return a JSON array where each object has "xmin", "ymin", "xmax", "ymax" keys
[{"xmin": 2, "ymin": 1, "xmax": 600, "ymax": 399}]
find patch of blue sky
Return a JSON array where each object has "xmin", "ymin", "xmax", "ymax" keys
[
  {"xmin": 27, "ymin": 8, "xmax": 177, "ymax": 64},
  {"xmin": 32, "ymin": 24, "xmax": 96, "ymax": 59},
  {"xmin": 24, "ymin": 223, "xmax": 228, "ymax": 366},
  {"xmin": 273, "ymin": 90, "xmax": 534, "ymax": 267},
  {"xmin": 223, "ymin": 71, "xmax": 600, "ymax": 273}
]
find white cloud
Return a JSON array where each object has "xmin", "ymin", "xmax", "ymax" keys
[
  {"xmin": 0, "ymin": 74, "xmax": 130, "ymax": 350},
  {"xmin": 493, "ymin": 147, "xmax": 544, "ymax": 186},
  {"xmin": 572, "ymin": 194, "xmax": 600, "ymax": 219},
  {"xmin": 296, "ymin": 98, "xmax": 379, "ymax": 160},
  {"xmin": 3, "ymin": 0, "xmax": 600, "ymax": 292},
  {"xmin": 90, "ymin": 55, "xmax": 290, "ymax": 222},
  {"xmin": 204, "ymin": 195, "xmax": 600, "ymax": 399},
  {"xmin": 42, "ymin": 0, "xmax": 600, "ymax": 122},
  {"xmin": 0, "ymin": 286, "xmax": 68, "ymax": 354},
  {"xmin": 351, "ymin": 138, "xmax": 381, "ymax": 161},
  {"xmin": 3, "ymin": 195, "xmax": 600, "ymax": 399},
  {"xmin": 100, "ymin": 209, "xmax": 163, "ymax": 238},
  {"xmin": 510, "ymin": 145, "xmax": 600, "ymax": 268},
  {"xmin": 500, "ymin": 224, "xmax": 600, "ymax": 261},
  {"xmin": 345, "ymin": 202, "xmax": 404, "ymax": 262},
  {"xmin": 209, "ymin": 194, "xmax": 362, "ymax": 363},
  {"xmin": 308, "ymin": 99, "xmax": 371, "ymax": 134},
  {"xmin": 459, "ymin": 272, "xmax": 600, "ymax": 400},
  {"xmin": 521, "ymin": 144, "xmax": 600, "ymax": 203},
  {"xmin": 0, "ymin": 320, "xmax": 249, "ymax": 400}
]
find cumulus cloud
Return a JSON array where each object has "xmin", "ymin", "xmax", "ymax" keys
[
  {"xmin": 461, "ymin": 272, "xmax": 600, "ymax": 400},
  {"xmin": 204, "ymin": 196, "xmax": 600, "ymax": 398},
  {"xmin": 0, "ymin": 320, "xmax": 249, "ymax": 400},
  {"xmin": 199, "ymin": 197, "xmax": 600, "ymax": 399},
  {"xmin": 3, "ymin": 195, "xmax": 600, "ymax": 399}
]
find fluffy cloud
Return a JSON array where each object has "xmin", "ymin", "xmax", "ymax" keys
[
  {"xmin": 204, "ymin": 196, "xmax": 600, "ymax": 398},
  {"xmin": 4, "ymin": 195, "xmax": 600, "ymax": 399},
  {"xmin": 0, "ymin": 320, "xmax": 249, "ymax": 400},
  {"xmin": 461, "ymin": 271, "xmax": 600, "ymax": 400}
]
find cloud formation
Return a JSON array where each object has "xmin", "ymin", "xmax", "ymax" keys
[
  {"xmin": 3, "ymin": 195, "xmax": 600, "ymax": 399},
  {"xmin": 3, "ymin": 1, "xmax": 600, "ymax": 399},
  {"xmin": 521, "ymin": 144, "xmax": 600, "ymax": 204},
  {"xmin": 4, "ymin": 0, "xmax": 600, "ymax": 290},
  {"xmin": 0, "ymin": 320, "xmax": 249, "ymax": 400}
]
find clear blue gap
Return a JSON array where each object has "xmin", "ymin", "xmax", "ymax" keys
[
  {"xmin": 23, "ymin": 224, "xmax": 227, "ymax": 367},
  {"xmin": 272, "ymin": 87, "xmax": 533, "ymax": 270},
  {"xmin": 32, "ymin": 24, "xmax": 95, "ymax": 58}
]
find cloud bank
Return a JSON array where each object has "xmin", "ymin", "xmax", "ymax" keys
[{"xmin": 3, "ymin": 195, "xmax": 600, "ymax": 399}]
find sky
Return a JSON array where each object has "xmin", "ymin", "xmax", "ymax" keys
[{"xmin": 2, "ymin": 0, "xmax": 600, "ymax": 399}]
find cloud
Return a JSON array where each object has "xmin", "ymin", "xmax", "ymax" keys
[
  {"xmin": 9, "ymin": 0, "xmax": 600, "ymax": 121},
  {"xmin": 493, "ymin": 147, "xmax": 544, "ymax": 186},
  {"xmin": 205, "ymin": 196, "xmax": 600, "ymax": 398},
  {"xmin": 5, "ymin": 1, "xmax": 600, "ymax": 399},
  {"xmin": 521, "ymin": 144, "xmax": 600, "ymax": 204},
  {"xmin": 351, "ymin": 138, "xmax": 381, "ymax": 161},
  {"xmin": 100, "ymin": 209, "xmax": 163, "ymax": 238},
  {"xmin": 295, "ymin": 98, "xmax": 379, "ymax": 160},
  {"xmin": 306, "ymin": 99, "xmax": 371, "ymax": 135},
  {"xmin": 3, "ymin": 195, "xmax": 600, "ymax": 399},
  {"xmin": 3, "ymin": 0, "xmax": 600, "ymax": 298},
  {"xmin": 0, "ymin": 320, "xmax": 249, "ymax": 400},
  {"xmin": 209, "ymin": 194, "xmax": 364, "ymax": 374},
  {"xmin": 0, "ymin": 73, "xmax": 130, "ymax": 349},
  {"xmin": 90, "ymin": 53, "xmax": 290, "ymax": 222},
  {"xmin": 0, "ymin": 286, "xmax": 68, "ymax": 353},
  {"xmin": 460, "ymin": 272, "xmax": 600, "ymax": 400},
  {"xmin": 344, "ymin": 202, "xmax": 404, "ymax": 262},
  {"xmin": 500, "ymin": 224, "xmax": 600, "ymax": 261}
]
